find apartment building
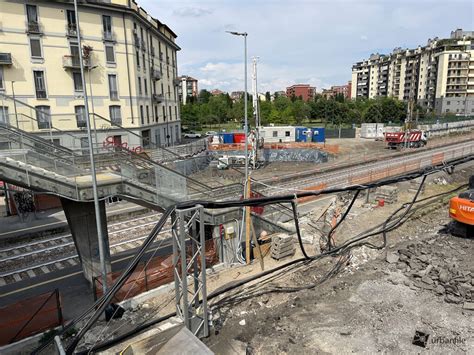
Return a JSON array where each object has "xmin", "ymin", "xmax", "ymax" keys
[
  {"xmin": 0, "ymin": 0, "xmax": 181, "ymax": 149},
  {"xmin": 351, "ymin": 29, "xmax": 474, "ymax": 115},
  {"xmin": 286, "ymin": 84, "xmax": 316, "ymax": 101},
  {"xmin": 177, "ymin": 75, "xmax": 198, "ymax": 105},
  {"xmin": 321, "ymin": 81, "xmax": 351, "ymax": 99}
]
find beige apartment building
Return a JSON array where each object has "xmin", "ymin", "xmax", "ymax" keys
[
  {"xmin": 0, "ymin": 0, "xmax": 181, "ymax": 150},
  {"xmin": 351, "ymin": 29, "xmax": 474, "ymax": 116},
  {"xmin": 177, "ymin": 75, "xmax": 198, "ymax": 105}
]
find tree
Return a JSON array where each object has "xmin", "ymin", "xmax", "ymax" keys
[
  {"xmin": 265, "ymin": 91, "xmax": 271, "ymax": 102},
  {"xmin": 198, "ymin": 89, "xmax": 212, "ymax": 103},
  {"xmin": 364, "ymin": 103, "xmax": 383, "ymax": 123}
]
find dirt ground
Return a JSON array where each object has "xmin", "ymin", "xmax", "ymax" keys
[
  {"xmin": 202, "ymin": 165, "xmax": 474, "ymax": 354},
  {"xmin": 191, "ymin": 131, "xmax": 474, "ymax": 186},
  {"xmin": 31, "ymin": 161, "xmax": 474, "ymax": 354}
]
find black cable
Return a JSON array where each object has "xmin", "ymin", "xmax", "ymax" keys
[
  {"xmin": 327, "ymin": 190, "xmax": 361, "ymax": 250},
  {"xmin": 79, "ymin": 180, "xmax": 470, "ymax": 354},
  {"xmin": 38, "ymin": 154, "xmax": 473, "ymax": 353},
  {"xmin": 64, "ymin": 206, "xmax": 174, "ymax": 355}
]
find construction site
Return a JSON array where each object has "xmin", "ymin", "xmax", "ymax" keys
[{"xmin": 0, "ymin": 86, "xmax": 473, "ymax": 354}]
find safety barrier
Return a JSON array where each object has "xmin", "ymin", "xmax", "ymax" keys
[{"xmin": 0, "ymin": 289, "xmax": 63, "ymax": 346}]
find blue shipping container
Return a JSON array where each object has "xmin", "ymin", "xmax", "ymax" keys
[
  {"xmin": 295, "ymin": 127, "xmax": 308, "ymax": 142},
  {"xmin": 221, "ymin": 133, "xmax": 234, "ymax": 144},
  {"xmin": 312, "ymin": 127, "xmax": 325, "ymax": 143}
]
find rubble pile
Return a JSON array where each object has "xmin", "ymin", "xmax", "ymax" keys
[
  {"xmin": 387, "ymin": 235, "xmax": 473, "ymax": 306},
  {"xmin": 375, "ymin": 185, "xmax": 399, "ymax": 204}
]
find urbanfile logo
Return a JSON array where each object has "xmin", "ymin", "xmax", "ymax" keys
[{"xmin": 431, "ymin": 336, "xmax": 467, "ymax": 346}]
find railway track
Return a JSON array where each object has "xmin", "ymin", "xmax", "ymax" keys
[
  {"xmin": 255, "ymin": 140, "xmax": 474, "ymax": 195},
  {"xmin": 0, "ymin": 213, "xmax": 169, "ymax": 286},
  {"xmin": 2, "ymin": 138, "xmax": 473, "ymax": 287}
]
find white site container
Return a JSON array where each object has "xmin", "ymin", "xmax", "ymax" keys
[
  {"xmin": 259, "ymin": 126, "xmax": 295, "ymax": 143},
  {"xmin": 361, "ymin": 123, "xmax": 384, "ymax": 139}
]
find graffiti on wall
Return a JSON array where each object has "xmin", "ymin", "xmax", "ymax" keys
[
  {"xmin": 13, "ymin": 191, "xmax": 36, "ymax": 219},
  {"xmin": 103, "ymin": 136, "xmax": 143, "ymax": 154}
]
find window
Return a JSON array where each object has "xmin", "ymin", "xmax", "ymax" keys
[
  {"xmin": 0, "ymin": 67, "xmax": 4, "ymax": 90},
  {"xmin": 33, "ymin": 70, "xmax": 47, "ymax": 98},
  {"xmin": 73, "ymin": 72, "xmax": 83, "ymax": 91},
  {"xmin": 140, "ymin": 105, "xmax": 144, "ymax": 125},
  {"xmin": 102, "ymin": 15, "xmax": 112, "ymax": 37},
  {"xmin": 0, "ymin": 106, "xmax": 9, "ymax": 124},
  {"xmin": 155, "ymin": 131, "xmax": 161, "ymax": 146},
  {"xmin": 154, "ymin": 106, "xmax": 158, "ymax": 121},
  {"xmin": 70, "ymin": 43, "xmax": 80, "ymax": 66},
  {"xmin": 105, "ymin": 45, "xmax": 115, "ymax": 63},
  {"xmin": 75, "ymin": 105, "xmax": 87, "ymax": 128},
  {"xmin": 30, "ymin": 38, "xmax": 42, "ymax": 58},
  {"xmin": 146, "ymin": 106, "xmax": 150, "ymax": 124},
  {"xmin": 136, "ymin": 51, "xmax": 140, "ymax": 67},
  {"xmin": 66, "ymin": 10, "xmax": 76, "ymax": 27},
  {"xmin": 36, "ymin": 105, "xmax": 50, "ymax": 129},
  {"xmin": 447, "ymin": 101, "xmax": 450, "ymax": 105},
  {"xmin": 169, "ymin": 106, "xmax": 172, "ymax": 121},
  {"xmin": 144, "ymin": 79, "xmax": 148, "ymax": 95},
  {"xmin": 162, "ymin": 107, "xmax": 166, "ymax": 121},
  {"xmin": 109, "ymin": 105, "xmax": 122, "ymax": 125},
  {"xmin": 108, "ymin": 74, "xmax": 118, "ymax": 100},
  {"xmin": 26, "ymin": 4, "xmax": 38, "ymax": 23},
  {"xmin": 138, "ymin": 77, "xmax": 142, "ymax": 95},
  {"xmin": 142, "ymin": 54, "xmax": 146, "ymax": 71},
  {"xmin": 273, "ymin": 131, "xmax": 278, "ymax": 137},
  {"xmin": 66, "ymin": 10, "xmax": 76, "ymax": 33}
]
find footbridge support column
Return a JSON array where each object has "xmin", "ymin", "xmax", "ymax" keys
[{"xmin": 60, "ymin": 198, "xmax": 111, "ymax": 284}]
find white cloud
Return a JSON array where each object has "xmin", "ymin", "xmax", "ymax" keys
[
  {"xmin": 172, "ymin": 7, "xmax": 213, "ymax": 17},
  {"xmin": 140, "ymin": 0, "xmax": 474, "ymax": 92}
]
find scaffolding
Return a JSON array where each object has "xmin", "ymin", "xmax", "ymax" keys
[{"xmin": 172, "ymin": 205, "xmax": 209, "ymax": 338}]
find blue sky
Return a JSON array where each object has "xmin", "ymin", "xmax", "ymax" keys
[{"xmin": 140, "ymin": 0, "xmax": 473, "ymax": 93}]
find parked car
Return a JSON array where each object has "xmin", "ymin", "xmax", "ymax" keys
[
  {"xmin": 206, "ymin": 131, "xmax": 217, "ymax": 136},
  {"xmin": 183, "ymin": 132, "xmax": 202, "ymax": 138}
]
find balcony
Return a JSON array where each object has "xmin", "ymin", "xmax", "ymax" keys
[
  {"xmin": 0, "ymin": 53, "xmax": 12, "ymax": 65},
  {"xmin": 152, "ymin": 94, "xmax": 164, "ymax": 103},
  {"xmin": 103, "ymin": 31, "xmax": 116, "ymax": 42},
  {"xmin": 27, "ymin": 21, "xmax": 42, "ymax": 34},
  {"xmin": 66, "ymin": 24, "xmax": 78, "ymax": 37},
  {"xmin": 134, "ymin": 35, "xmax": 140, "ymax": 48},
  {"xmin": 110, "ymin": 91, "xmax": 119, "ymax": 101},
  {"xmin": 62, "ymin": 55, "xmax": 90, "ymax": 69},
  {"xmin": 152, "ymin": 69, "xmax": 162, "ymax": 80},
  {"xmin": 35, "ymin": 90, "xmax": 47, "ymax": 99}
]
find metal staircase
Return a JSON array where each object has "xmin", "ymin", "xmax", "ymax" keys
[{"xmin": 0, "ymin": 94, "xmax": 237, "ymax": 210}]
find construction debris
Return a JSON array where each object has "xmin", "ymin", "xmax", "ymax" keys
[
  {"xmin": 375, "ymin": 185, "xmax": 399, "ymax": 204},
  {"xmin": 271, "ymin": 234, "xmax": 295, "ymax": 260}
]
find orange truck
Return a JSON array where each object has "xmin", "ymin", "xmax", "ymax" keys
[{"xmin": 449, "ymin": 176, "xmax": 474, "ymax": 235}]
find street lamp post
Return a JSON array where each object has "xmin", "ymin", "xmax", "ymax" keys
[
  {"xmin": 163, "ymin": 91, "xmax": 172, "ymax": 147},
  {"xmin": 88, "ymin": 65, "xmax": 100, "ymax": 153},
  {"xmin": 74, "ymin": 0, "xmax": 109, "ymax": 293},
  {"xmin": 227, "ymin": 31, "xmax": 250, "ymax": 264},
  {"xmin": 226, "ymin": 31, "xmax": 249, "ymax": 185}
]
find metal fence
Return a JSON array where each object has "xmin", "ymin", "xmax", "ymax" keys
[{"xmin": 0, "ymin": 289, "xmax": 63, "ymax": 346}]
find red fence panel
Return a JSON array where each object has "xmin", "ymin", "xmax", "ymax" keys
[{"xmin": 0, "ymin": 290, "xmax": 63, "ymax": 346}]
